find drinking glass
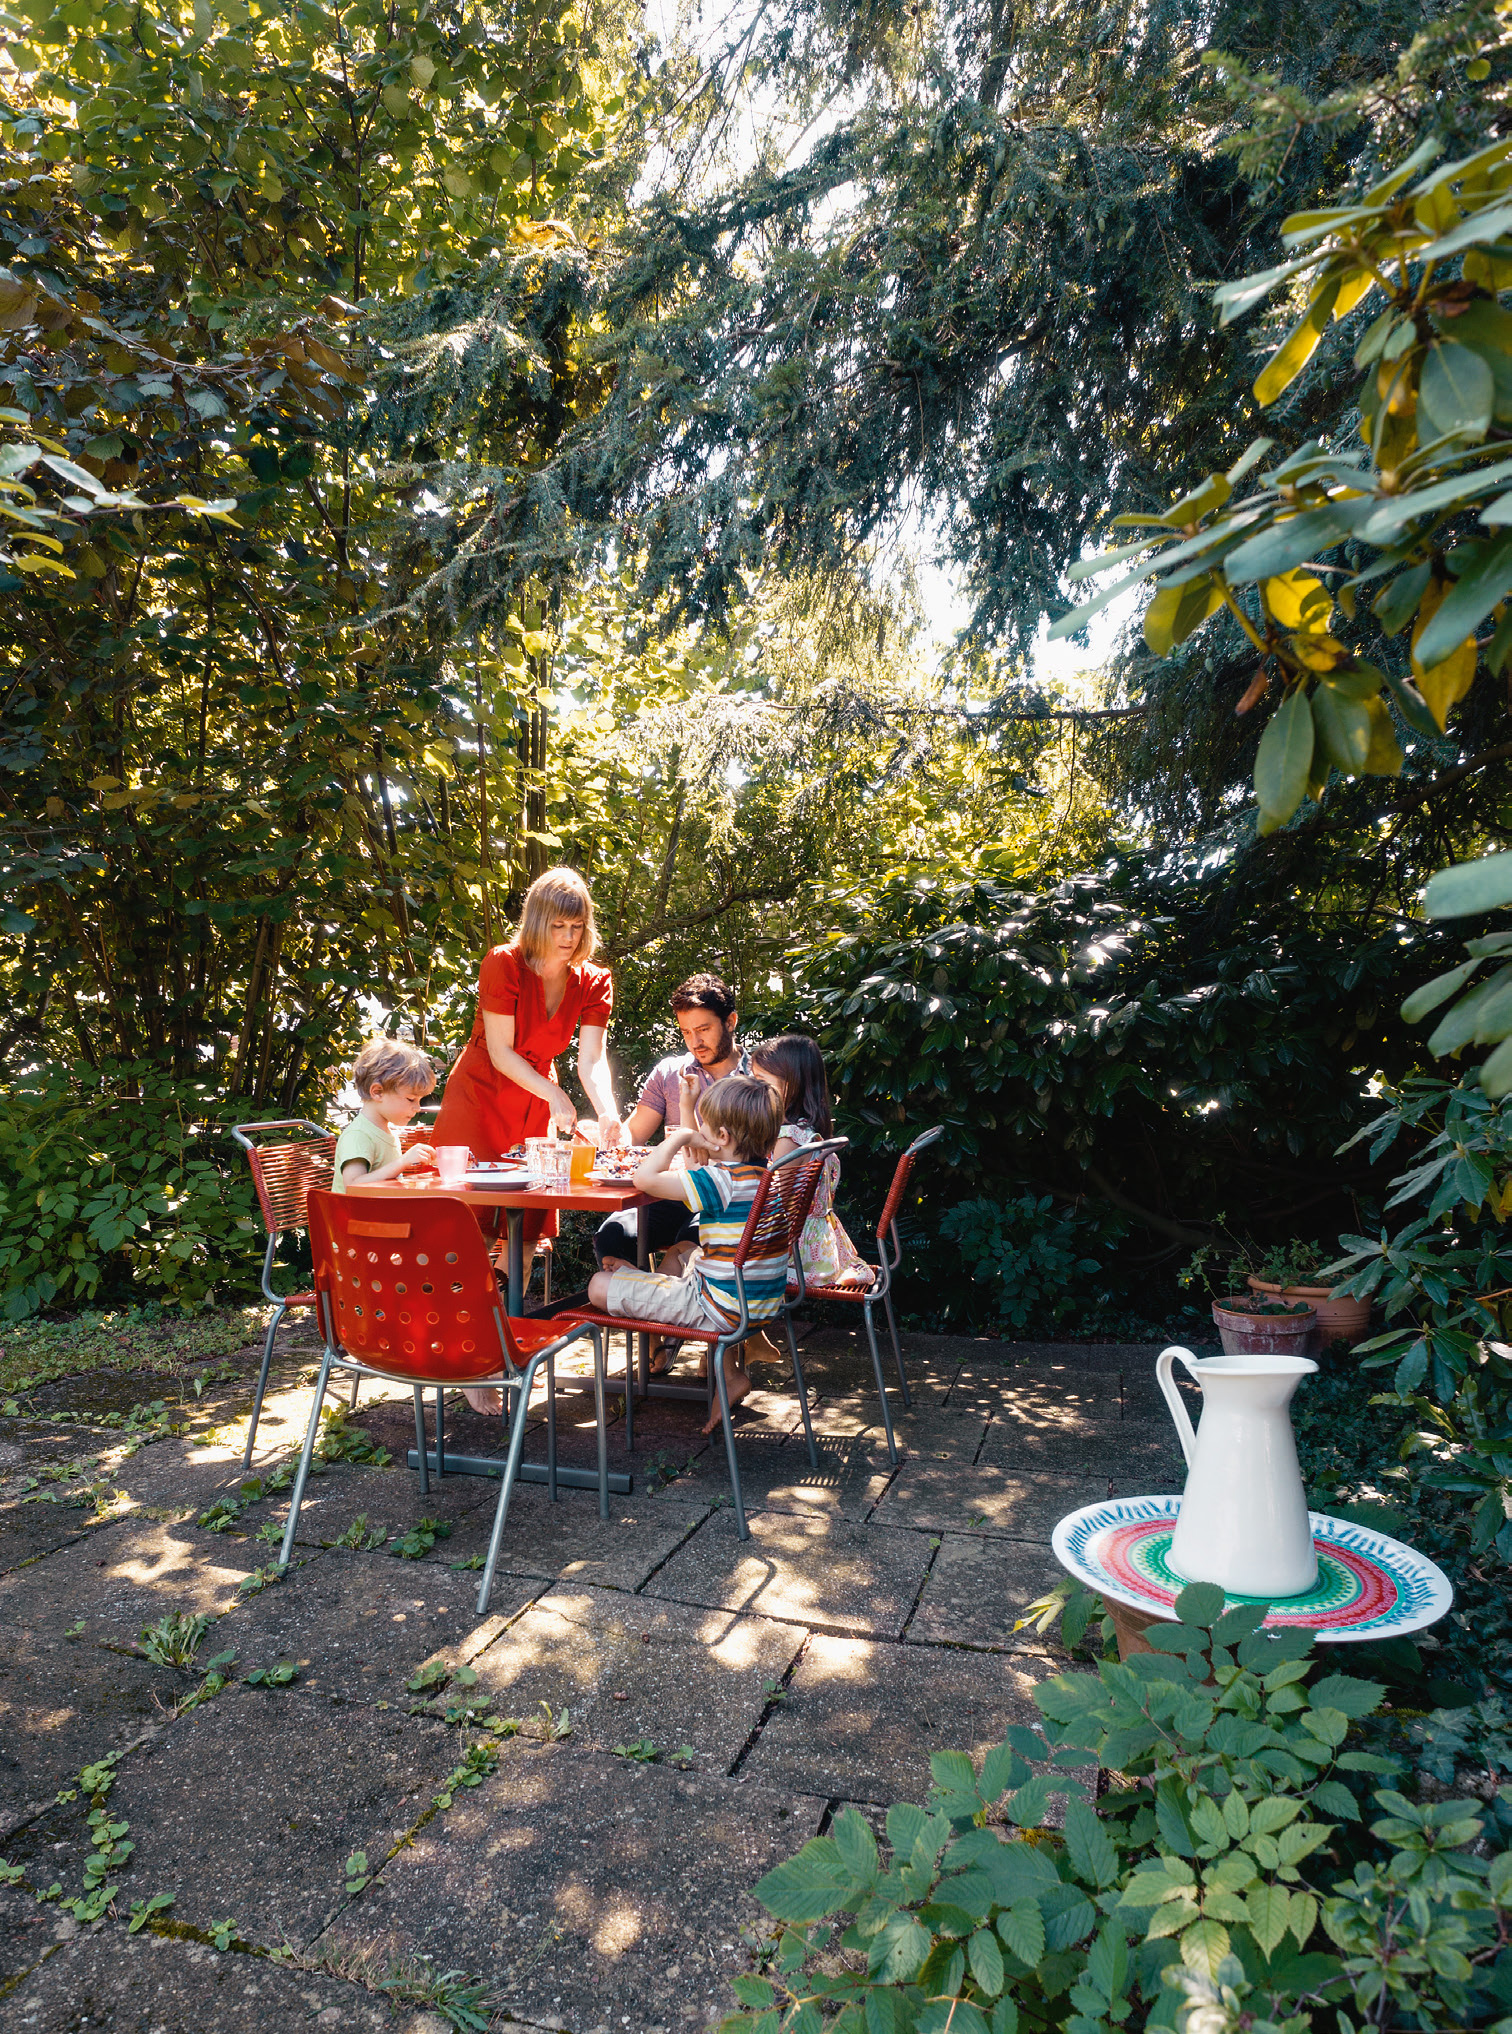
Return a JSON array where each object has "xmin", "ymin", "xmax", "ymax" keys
[{"xmin": 437, "ymin": 1145, "xmax": 470, "ymax": 1187}]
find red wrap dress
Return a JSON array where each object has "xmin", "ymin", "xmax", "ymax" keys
[{"xmin": 433, "ymin": 944, "xmax": 614, "ymax": 1245}]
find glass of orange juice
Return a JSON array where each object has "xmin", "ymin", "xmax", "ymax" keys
[{"xmin": 569, "ymin": 1141, "xmax": 595, "ymax": 1184}]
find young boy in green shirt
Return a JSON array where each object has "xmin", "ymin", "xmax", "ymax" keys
[{"xmin": 333, "ymin": 1038, "xmax": 437, "ymax": 1191}]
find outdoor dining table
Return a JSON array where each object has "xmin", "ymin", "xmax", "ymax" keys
[{"xmin": 345, "ymin": 1168, "xmax": 654, "ymax": 1495}]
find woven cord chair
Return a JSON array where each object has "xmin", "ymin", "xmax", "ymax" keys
[
  {"xmin": 802, "ymin": 1125, "xmax": 942, "ymax": 1462},
  {"xmin": 560, "ymin": 1140, "xmax": 842, "ymax": 1538},
  {"xmin": 231, "ymin": 1120, "xmax": 341, "ymax": 1470},
  {"xmin": 283, "ymin": 1189, "xmax": 606, "ymax": 1616}
]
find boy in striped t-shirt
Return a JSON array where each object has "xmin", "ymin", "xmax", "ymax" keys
[{"xmin": 585, "ymin": 1076, "xmax": 787, "ymax": 1430}]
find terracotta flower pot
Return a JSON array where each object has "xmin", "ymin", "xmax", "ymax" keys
[
  {"xmin": 1246, "ymin": 1277, "xmax": 1372, "ymax": 1351},
  {"xmin": 1212, "ymin": 1294, "xmax": 1316, "ymax": 1357}
]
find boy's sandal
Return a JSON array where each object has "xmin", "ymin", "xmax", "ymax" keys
[{"xmin": 648, "ymin": 1338, "xmax": 680, "ymax": 1375}]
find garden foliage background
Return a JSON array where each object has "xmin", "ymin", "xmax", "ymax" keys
[{"xmin": 0, "ymin": 0, "xmax": 1509, "ymax": 1352}]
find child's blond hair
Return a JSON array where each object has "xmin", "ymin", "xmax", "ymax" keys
[
  {"xmin": 698, "ymin": 1075, "xmax": 783, "ymax": 1165},
  {"xmin": 515, "ymin": 867, "xmax": 599, "ymax": 969},
  {"xmin": 352, "ymin": 1037, "xmax": 435, "ymax": 1097}
]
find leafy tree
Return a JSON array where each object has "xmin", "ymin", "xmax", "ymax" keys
[{"xmin": 0, "ymin": 0, "xmax": 640, "ymax": 1104}]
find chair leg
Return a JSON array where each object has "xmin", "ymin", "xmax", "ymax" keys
[
  {"xmin": 623, "ymin": 1331, "xmax": 634, "ymax": 1455},
  {"xmin": 348, "ymin": 1370, "xmax": 361, "ymax": 1411},
  {"xmin": 546, "ymin": 1353, "xmax": 557, "ymax": 1502},
  {"xmin": 591, "ymin": 1328, "xmax": 609, "ymax": 1521},
  {"xmin": 863, "ymin": 1301, "xmax": 899, "ymax": 1465},
  {"xmin": 542, "ymin": 1245, "xmax": 551, "ymax": 1308},
  {"xmin": 882, "ymin": 1288, "xmax": 912, "ymax": 1408},
  {"xmin": 435, "ymin": 1389, "xmax": 445, "ymax": 1479},
  {"xmin": 784, "ymin": 1314, "xmax": 819, "ymax": 1470},
  {"xmin": 279, "ymin": 1349, "xmax": 333, "ymax": 1570},
  {"xmin": 413, "ymin": 1388, "xmax": 430, "ymax": 1496},
  {"xmin": 476, "ymin": 1349, "xmax": 547, "ymax": 1617},
  {"xmin": 241, "ymin": 1301, "xmax": 285, "ymax": 1471},
  {"xmin": 712, "ymin": 1337, "xmax": 749, "ymax": 1540}
]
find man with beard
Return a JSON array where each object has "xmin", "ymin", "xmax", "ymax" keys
[{"xmin": 592, "ymin": 975, "xmax": 749, "ymax": 1308}]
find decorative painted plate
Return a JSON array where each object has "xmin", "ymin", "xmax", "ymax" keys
[{"xmin": 1051, "ymin": 1495, "xmax": 1453, "ymax": 1642}]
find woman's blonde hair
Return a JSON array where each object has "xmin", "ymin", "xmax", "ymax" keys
[
  {"xmin": 515, "ymin": 867, "xmax": 599, "ymax": 970},
  {"xmin": 698, "ymin": 1075, "xmax": 784, "ymax": 1165}
]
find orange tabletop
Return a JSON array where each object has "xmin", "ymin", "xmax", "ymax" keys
[{"xmin": 345, "ymin": 1171, "xmax": 653, "ymax": 1313}]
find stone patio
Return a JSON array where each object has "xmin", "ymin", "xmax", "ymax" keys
[{"xmin": 0, "ymin": 1319, "xmax": 1189, "ymax": 2031}]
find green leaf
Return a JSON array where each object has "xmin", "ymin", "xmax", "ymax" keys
[
  {"xmin": 1414, "ymin": 529, "xmax": 1512, "ymax": 666},
  {"xmin": 1423, "ymin": 852, "xmax": 1512, "ymax": 918},
  {"xmin": 1401, "ymin": 958, "xmax": 1483, "ymax": 1023},
  {"xmin": 1246, "ymin": 1884, "xmax": 1291, "ymax": 1956},
  {"xmin": 1005, "ymin": 1775, "xmax": 1049, "ymax": 1827},
  {"xmin": 832, "ymin": 1807, "xmax": 879, "ymax": 1886},
  {"xmin": 1179, "ymin": 1918, "xmax": 1230, "ymax": 1980},
  {"xmin": 1372, "ymin": 561, "xmax": 1433, "ymax": 637},
  {"xmin": 1254, "ymin": 689, "xmax": 1315, "ymax": 823},
  {"xmin": 1418, "ymin": 342, "xmax": 1495, "ymax": 442},
  {"xmin": 1480, "ymin": 1032, "xmax": 1512, "ymax": 1097},
  {"xmin": 968, "ymin": 1926, "xmax": 1005, "ymax": 1997},
  {"xmin": 1307, "ymin": 1674, "xmax": 1384, "ymax": 1718},
  {"xmin": 1310, "ymin": 681, "xmax": 1372, "ymax": 776},
  {"xmin": 997, "ymin": 1898, "xmax": 1045, "ymax": 1966},
  {"xmin": 755, "ymin": 1838, "xmax": 851, "ymax": 1922},
  {"xmin": 1253, "ymin": 277, "xmax": 1340, "ymax": 406},
  {"xmin": 1062, "ymin": 1799, "xmax": 1119, "ymax": 1889}
]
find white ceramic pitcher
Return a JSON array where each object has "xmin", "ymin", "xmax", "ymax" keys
[{"xmin": 1156, "ymin": 1345, "xmax": 1319, "ymax": 1599}]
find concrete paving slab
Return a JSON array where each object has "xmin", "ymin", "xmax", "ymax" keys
[
  {"xmin": 892, "ymin": 1410, "xmax": 991, "ymax": 1464},
  {"xmin": 643, "ymin": 1509, "xmax": 934, "ymax": 1638},
  {"xmin": 944, "ymin": 1361, "xmax": 1124, "ymax": 1416},
  {"xmin": 98, "ymin": 1687, "xmax": 459, "ymax": 1947},
  {"xmin": 220, "ymin": 1547, "xmax": 541, "ymax": 1699},
  {"xmin": 0, "ymin": 1498, "xmax": 95, "ymax": 1580},
  {"xmin": 981, "ymin": 1413, "xmax": 1184, "ymax": 1481},
  {"xmin": 463, "ymin": 1585, "xmax": 804, "ymax": 1770},
  {"xmin": 658, "ymin": 1430, "xmax": 896, "ymax": 1522},
  {"xmin": 268, "ymin": 1460, "xmax": 494, "ymax": 1552},
  {"xmin": 0, "ymin": 1519, "xmax": 261, "ymax": 1647},
  {"xmin": 0, "ymin": 1639, "xmax": 172, "ymax": 1832},
  {"xmin": 314, "ymin": 1741, "xmax": 822, "ymax": 2031},
  {"xmin": 868, "ymin": 1457, "xmax": 1109, "ymax": 1538},
  {"xmin": 739, "ymin": 1630, "xmax": 1052, "ymax": 1803},
  {"xmin": 1, "ymin": 1920, "xmax": 402, "ymax": 2031},
  {"xmin": 437, "ymin": 1482, "xmax": 712, "ymax": 1592},
  {"xmin": 908, "ymin": 1533, "xmax": 1068, "ymax": 1649}
]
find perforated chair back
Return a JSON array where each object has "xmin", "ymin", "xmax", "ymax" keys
[
  {"xmin": 232, "ymin": 1121, "xmax": 335, "ymax": 1239},
  {"xmin": 307, "ymin": 1188, "xmax": 518, "ymax": 1384}
]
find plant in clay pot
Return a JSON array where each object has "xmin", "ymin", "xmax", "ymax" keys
[
  {"xmin": 1210, "ymin": 1291, "xmax": 1317, "ymax": 1356},
  {"xmin": 1243, "ymin": 1239, "xmax": 1375, "ymax": 1349}
]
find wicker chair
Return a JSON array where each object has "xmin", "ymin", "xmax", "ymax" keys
[{"xmin": 231, "ymin": 1120, "xmax": 340, "ymax": 1469}]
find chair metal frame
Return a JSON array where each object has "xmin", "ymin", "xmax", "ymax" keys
[
  {"xmin": 802, "ymin": 1125, "xmax": 942, "ymax": 1462},
  {"xmin": 281, "ymin": 1188, "xmax": 606, "ymax": 1616},
  {"xmin": 231, "ymin": 1119, "xmax": 339, "ymax": 1470},
  {"xmin": 561, "ymin": 1139, "xmax": 844, "ymax": 1539}
]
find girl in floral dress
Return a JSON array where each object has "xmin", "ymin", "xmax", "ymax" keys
[{"xmin": 748, "ymin": 1035, "xmax": 873, "ymax": 1289}]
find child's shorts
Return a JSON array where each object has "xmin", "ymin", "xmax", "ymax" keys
[{"xmin": 604, "ymin": 1265, "xmax": 726, "ymax": 1332}]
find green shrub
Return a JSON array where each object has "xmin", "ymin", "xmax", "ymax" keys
[
  {"xmin": 0, "ymin": 1061, "xmax": 259, "ymax": 1318},
  {"xmin": 939, "ymin": 1194, "xmax": 1127, "ymax": 1333},
  {"xmin": 719, "ymin": 1585, "xmax": 1512, "ymax": 2034}
]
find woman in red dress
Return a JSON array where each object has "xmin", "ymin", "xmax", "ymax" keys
[
  {"xmin": 435, "ymin": 866, "xmax": 622, "ymax": 1173},
  {"xmin": 434, "ymin": 871, "xmax": 622, "ymax": 1416}
]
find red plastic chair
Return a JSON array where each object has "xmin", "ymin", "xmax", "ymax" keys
[
  {"xmin": 801, "ymin": 1126, "xmax": 942, "ymax": 1461},
  {"xmin": 559, "ymin": 1141, "xmax": 843, "ymax": 1538},
  {"xmin": 281, "ymin": 1190, "xmax": 605, "ymax": 1615},
  {"xmin": 231, "ymin": 1120, "xmax": 338, "ymax": 1469}
]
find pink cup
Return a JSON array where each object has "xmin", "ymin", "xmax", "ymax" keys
[{"xmin": 436, "ymin": 1145, "xmax": 470, "ymax": 1187}]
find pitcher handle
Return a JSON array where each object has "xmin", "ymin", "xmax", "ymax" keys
[{"xmin": 1156, "ymin": 1346, "xmax": 1202, "ymax": 1468}]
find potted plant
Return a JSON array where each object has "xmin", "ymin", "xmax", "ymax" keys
[
  {"xmin": 1210, "ymin": 1292, "xmax": 1317, "ymax": 1357},
  {"xmin": 1243, "ymin": 1240, "xmax": 1373, "ymax": 1350}
]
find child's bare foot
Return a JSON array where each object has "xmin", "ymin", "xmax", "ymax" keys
[
  {"xmin": 463, "ymin": 1386, "xmax": 503, "ymax": 1415},
  {"xmin": 743, "ymin": 1330, "xmax": 784, "ymax": 1365},
  {"xmin": 600, "ymin": 1254, "xmax": 631, "ymax": 1273},
  {"xmin": 648, "ymin": 1338, "xmax": 680, "ymax": 1375},
  {"xmin": 702, "ymin": 1365, "xmax": 751, "ymax": 1433}
]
